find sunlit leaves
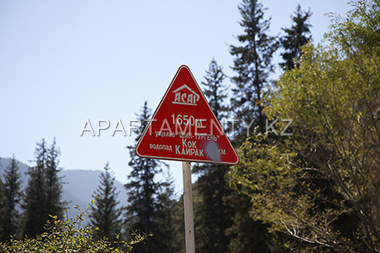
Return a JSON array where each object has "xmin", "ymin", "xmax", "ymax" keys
[
  {"xmin": 232, "ymin": 1, "xmax": 380, "ymax": 251},
  {"xmin": 0, "ymin": 205, "xmax": 147, "ymax": 252}
]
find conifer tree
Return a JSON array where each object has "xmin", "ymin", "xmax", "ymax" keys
[
  {"xmin": 155, "ymin": 172, "xmax": 178, "ymax": 252},
  {"xmin": 22, "ymin": 138, "xmax": 65, "ymax": 238},
  {"xmin": 0, "ymin": 168, "xmax": 4, "ymax": 241},
  {"xmin": 125, "ymin": 101, "xmax": 175, "ymax": 253},
  {"xmin": 230, "ymin": 0, "xmax": 278, "ymax": 134},
  {"xmin": 227, "ymin": 1, "xmax": 277, "ymax": 251},
  {"xmin": 193, "ymin": 59, "xmax": 234, "ymax": 252},
  {"xmin": 45, "ymin": 138, "xmax": 65, "ymax": 222},
  {"xmin": 202, "ymin": 58, "xmax": 229, "ymax": 120},
  {"xmin": 90, "ymin": 162, "xmax": 122, "ymax": 242},
  {"xmin": 22, "ymin": 139, "xmax": 48, "ymax": 238},
  {"xmin": 1, "ymin": 155, "xmax": 22, "ymax": 242},
  {"xmin": 280, "ymin": 4, "xmax": 312, "ymax": 70}
]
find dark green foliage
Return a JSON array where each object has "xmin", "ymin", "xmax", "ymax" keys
[
  {"xmin": 194, "ymin": 164, "xmax": 234, "ymax": 253},
  {"xmin": 229, "ymin": 0, "xmax": 278, "ymax": 133},
  {"xmin": 90, "ymin": 162, "xmax": 122, "ymax": 242},
  {"xmin": 225, "ymin": 190, "xmax": 270, "ymax": 253},
  {"xmin": 0, "ymin": 165, "xmax": 4, "ymax": 240},
  {"xmin": 22, "ymin": 138, "xmax": 65, "ymax": 238},
  {"xmin": 22, "ymin": 139, "xmax": 49, "ymax": 238},
  {"xmin": 45, "ymin": 138, "xmax": 65, "ymax": 222},
  {"xmin": 193, "ymin": 59, "xmax": 234, "ymax": 252},
  {"xmin": 125, "ymin": 101, "xmax": 176, "ymax": 253},
  {"xmin": 0, "ymin": 155, "xmax": 22, "ymax": 242},
  {"xmin": 227, "ymin": 0, "xmax": 278, "ymax": 251},
  {"xmin": 169, "ymin": 187, "xmax": 186, "ymax": 253},
  {"xmin": 280, "ymin": 4, "xmax": 312, "ymax": 70},
  {"xmin": 202, "ymin": 58, "xmax": 229, "ymax": 120},
  {"xmin": 155, "ymin": 172, "xmax": 178, "ymax": 252}
]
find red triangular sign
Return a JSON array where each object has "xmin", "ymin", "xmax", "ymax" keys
[{"xmin": 135, "ymin": 65, "xmax": 239, "ymax": 165}]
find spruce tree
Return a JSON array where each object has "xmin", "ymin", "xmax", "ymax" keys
[
  {"xmin": 1, "ymin": 155, "xmax": 22, "ymax": 242},
  {"xmin": 90, "ymin": 162, "xmax": 122, "ymax": 242},
  {"xmin": 124, "ymin": 101, "xmax": 175, "ymax": 253},
  {"xmin": 22, "ymin": 138, "xmax": 65, "ymax": 238},
  {"xmin": 22, "ymin": 139, "xmax": 48, "ymax": 238},
  {"xmin": 280, "ymin": 4, "xmax": 312, "ymax": 70},
  {"xmin": 228, "ymin": 0, "xmax": 277, "ymax": 251},
  {"xmin": 202, "ymin": 58, "xmax": 229, "ymax": 120},
  {"xmin": 45, "ymin": 138, "xmax": 65, "ymax": 222},
  {"xmin": 225, "ymin": 191, "xmax": 270, "ymax": 253},
  {"xmin": 0, "ymin": 167, "xmax": 4, "ymax": 241},
  {"xmin": 193, "ymin": 59, "xmax": 234, "ymax": 252},
  {"xmin": 155, "ymin": 172, "xmax": 178, "ymax": 252},
  {"xmin": 229, "ymin": 0, "xmax": 278, "ymax": 134}
]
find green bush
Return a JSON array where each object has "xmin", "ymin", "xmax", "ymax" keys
[{"xmin": 0, "ymin": 203, "xmax": 147, "ymax": 252}]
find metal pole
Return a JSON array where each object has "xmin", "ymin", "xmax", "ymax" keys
[{"xmin": 182, "ymin": 161, "xmax": 195, "ymax": 253}]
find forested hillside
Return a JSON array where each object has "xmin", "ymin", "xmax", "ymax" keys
[{"xmin": 0, "ymin": 158, "xmax": 127, "ymax": 222}]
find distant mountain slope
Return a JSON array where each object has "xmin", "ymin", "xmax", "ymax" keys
[
  {"xmin": 0, "ymin": 157, "xmax": 127, "ymax": 224},
  {"xmin": 60, "ymin": 169, "xmax": 128, "ymax": 212}
]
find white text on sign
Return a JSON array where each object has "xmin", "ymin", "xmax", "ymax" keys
[{"xmin": 171, "ymin": 114, "xmax": 203, "ymax": 126}]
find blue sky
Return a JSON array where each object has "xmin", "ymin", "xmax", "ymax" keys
[{"xmin": 0, "ymin": 0, "xmax": 352, "ymax": 196}]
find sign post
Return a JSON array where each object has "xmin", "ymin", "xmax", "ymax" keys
[
  {"xmin": 182, "ymin": 161, "xmax": 195, "ymax": 253},
  {"xmin": 135, "ymin": 65, "xmax": 239, "ymax": 253}
]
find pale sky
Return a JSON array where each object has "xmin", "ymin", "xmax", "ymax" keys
[{"xmin": 0, "ymin": 0, "xmax": 352, "ymax": 195}]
